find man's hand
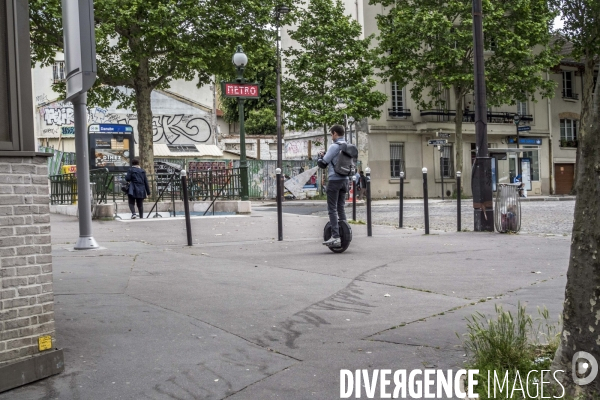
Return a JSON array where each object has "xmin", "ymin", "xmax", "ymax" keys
[{"xmin": 318, "ymin": 151, "xmax": 325, "ymax": 158}]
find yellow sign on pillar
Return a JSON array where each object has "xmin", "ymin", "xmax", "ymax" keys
[{"xmin": 38, "ymin": 335, "xmax": 52, "ymax": 351}]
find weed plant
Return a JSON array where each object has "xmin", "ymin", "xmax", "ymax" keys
[{"xmin": 461, "ymin": 303, "xmax": 561, "ymax": 399}]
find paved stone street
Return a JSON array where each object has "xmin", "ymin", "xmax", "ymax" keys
[
  {"xmin": 2, "ymin": 208, "xmax": 571, "ymax": 400},
  {"xmin": 312, "ymin": 200, "xmax": 575, "ymax": 236}
]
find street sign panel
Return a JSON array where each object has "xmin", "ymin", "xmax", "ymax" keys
[
  {"xmin": 428, "ymin": 139, "xmax": 448, "ymax": 145},
  {"xmin": 518, "ymin": 126, "xmax": 531, "ymax": 132},
  {"xmin": 88, "ymin": 124, "xmax": 133, "ymax": 133},
  {"xmin": 62, "ymin": 0, "xmax": 97, "ymax": 101},
  {"xmin": 508, "ymin": 137, "xmax": 542, "ymax": 145},
  {"xmin": 436, "ymin": 132, "xmax": 451, "ymax": 138},
  {"xmin": 221, "ymin": 82, "xmax": 260, "ymax": 99}
]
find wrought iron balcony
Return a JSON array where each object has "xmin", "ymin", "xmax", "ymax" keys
[
  {"xmin": 562, "ymin": 91, "xmax": 579, "ymax": 100},
  {"xmin": 462, "ymin": 111, "xmax": 533, "ymax": 124},
  {"xmin": 420, "ymin": 109, "xmax": 456, "ymax": 122},
  {"xmin": 559, "ymin": 139, "xmax": 578, "ymax": 148},
  {"xmin": 388, "ymin": 108, "xmax": 411, "ymax": 118}
]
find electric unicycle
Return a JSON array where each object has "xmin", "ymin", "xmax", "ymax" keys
[{"xmin": 323, "ymin": 220, "xmax": 352, "ymax": 253}]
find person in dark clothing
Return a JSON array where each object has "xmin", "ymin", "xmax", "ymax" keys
[
  {"xmin": 125, "ymin": 159, "xmax": 150, "ymax": 219},
  {"xmin": 317, "ymin": 125, "xmax": 348, "ymax": 247},
  {"xmin": 358, "ymin": 170, "xmax": 367, "ymax": 200}
]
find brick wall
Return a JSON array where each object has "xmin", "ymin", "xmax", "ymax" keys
[{"xmin": 0, "ymin": 156, "xmax": 55, "ymax": 366}]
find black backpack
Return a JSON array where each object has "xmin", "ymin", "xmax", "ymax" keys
[{"xmin": 332, "ymin": 143, "xmax": 358, "ymax": 177}]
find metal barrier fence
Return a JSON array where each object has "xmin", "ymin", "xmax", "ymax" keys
[
  {"xmin": 494, "ymin": 183, "xmax": 521, "ymax": 233},
  {"xmin": 49, "ymin": 168, "xmax": 112, "ymax": 205},
  {"xmin": 50, "ymin": 159, "xmax": 322, "ymax": 203},
  {"xmin": 50, "ymin": 169, "xmax": 243, "ymax": 205}
]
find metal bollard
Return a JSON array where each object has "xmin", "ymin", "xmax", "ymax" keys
[
  {"xmin": 366, "ymin": 167, "xmax": 372, "ymax": 236},
  {"xmin": 457, "ymin": 171, "xmax": 462, "ymax": 232},
  {"xmin": 276, "ymin": 168, "xmax": 283, "ymax": 241},
  {"xmin": 181, "ymin": 170, "xmax": 193, "ymax": 246},
  {"xmin": 422, "ymin": 167, "xmax": 429, "ymax": 234},
  {"xmin": 352, "ymin": 175, "xmax": 357, "ymax": 221},
  {"xmin": 399, "ymin": 171, "xmax": 404, "ymax": 228}
]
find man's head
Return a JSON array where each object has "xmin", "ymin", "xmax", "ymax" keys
[
  {"xmin": 132, "ymin": 158, "xmax": 140, "ymax": 166},
  {"xmin": 360, "ymin": 171, "xmax": 364, "ymax": 175},
  {"xmin": 330, "ymin": 125, "xmax": 344, "ymax": 141}
]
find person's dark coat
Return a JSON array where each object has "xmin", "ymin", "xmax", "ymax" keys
[{"xmin": 125, "ymin": 166, "xmax": 150, "ymax": 199}]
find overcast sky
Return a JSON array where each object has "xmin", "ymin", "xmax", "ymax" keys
[{"xmin": 554, "ymin": 15, "xmax": 564, "ymax": 30}]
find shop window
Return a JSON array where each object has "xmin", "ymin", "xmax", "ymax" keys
[
  {"xmin": 390, "ymin": 143, "xmax": 404, "ymax": 178},
  {"xmin": 522, "ymin": 146, "xmax": 540, "ymax": 181}
]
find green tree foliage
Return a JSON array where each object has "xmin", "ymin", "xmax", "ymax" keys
[
  {"xmin": 219, "ymin": 44, "xmax": 278, "ymax": 125},
  {"xmin": 372, "ymin": 0, "xmax": 562, "ymax": 179},
  {"xmin": 548, "ymin": 1, "xmax": 600, "ymax": 396},
  {"xmin": 283, "ymin": 0, "xmax": 387, "ymax": 150},
  {"xmin": 245, "ymin": 108, "xmax": 277, "ymax": 135},
  {"xmin": 29, "ymin": 0, "xmax": 281, "ymax": 171}
]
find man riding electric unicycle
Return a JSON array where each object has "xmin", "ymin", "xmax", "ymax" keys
[{"xmin": 318, "ymin": 125, "xmax": 358, "ymax": 253}]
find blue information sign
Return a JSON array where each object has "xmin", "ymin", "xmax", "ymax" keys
[
  {"xmin": 518, "ymin": 126, "xmax": 531, "ymax": 132},
  {"xmin": 507, "ymin": 137, "xmax": 542, "ymax": 145},
  {"xmin": 88, "ymin": 123, "xmax": 133, "ymax": 133}
]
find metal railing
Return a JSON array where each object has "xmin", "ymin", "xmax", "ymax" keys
[
  {"xmin": 562, "ymin": 91, "xmax": 579, "ymax": 100},
  {"xmin": 388, "ymin": 108, "xmax": 412, "ymax": 118},
  {"xmin": 49, "ymin": 168, "xmax": 112, "ymax": 205}
]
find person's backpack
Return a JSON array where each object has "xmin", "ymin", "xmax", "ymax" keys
[{"xmin": 332, "ymin": 143, "xmax": 358, "ymax": 177}]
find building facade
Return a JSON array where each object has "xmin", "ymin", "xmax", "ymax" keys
[{"xmin": 283, "ymin": 1, "xmax": 596, "ymax": 198}]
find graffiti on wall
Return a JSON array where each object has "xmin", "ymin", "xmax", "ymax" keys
[
  {"xmin": 285, "ymin": 139, "xmax": 324, "ymax": 160},
  {"xmin": 37, "ymin": 99, "xmax": 212, "ymax": 145},
  {"xmin": 152, "ymin": 115, "xmax": 211, "ymax": 144}
]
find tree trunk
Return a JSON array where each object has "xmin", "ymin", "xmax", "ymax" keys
[
  {"xmin": 550, "ymin": 63, "xmax": 600, "ymax": 397},
  {"xmin": 572, "ymin": 59, "xmax": 596, "ymax": 194},
  {"xmin": 134, "ymin": 59, "xmax": 154, "ymax": 174},
  {"xmin": 454, "ymin": 87, "xmax": 464, "ymax": 192}
]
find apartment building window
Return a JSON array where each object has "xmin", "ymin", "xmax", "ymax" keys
[
  {"xmin": 391, "ymin": 82, "xmax": 404, "ymax": 115},
  {"xmin": 516, "ymin": 98, "xmax": 528, "ymax": 117},
  {"xmin": 390, "ymin": 143, "xmax": 404, "ymax": 178},
  {"xmin": 562, "ymin": 71, "xmax": 577, "ymax": 99},
  {"xmin": 53, "ymin": 60, "xmax": 65, "ymax": 84},
  {"xmin": 560, "ymin": 119, "xmax": 578, "ymax": 147},
  {"xmin": 440, "ymin": 144, "xmax": 454, "ymax": 178}
]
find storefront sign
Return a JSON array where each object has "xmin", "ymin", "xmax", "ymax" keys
[{"xmin": 507, "ymin": 137, "xmax": 542, "ymax": 145}]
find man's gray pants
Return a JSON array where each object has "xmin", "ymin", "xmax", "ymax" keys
[{"xmin": 327, "ymin": 179, "xmax": 348, "ymax": 238}]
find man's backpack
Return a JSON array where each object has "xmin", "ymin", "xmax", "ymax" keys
[{"xmin": 333, "ymin": 143, "xmax": 358, "ymax": 177}]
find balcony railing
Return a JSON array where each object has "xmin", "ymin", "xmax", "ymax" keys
[
  {"xmin": 388, "ymin": 108, "xmax": 411, "ymax": 118},
  {"xmin": 559, "ymin": 139, "xmax": 578, "ymax": 148},
  {"xmin": 462, "ymin": 111, "xmax": 533, "ymax": 124},
  {"xmin": 420, "ymin": 109, "xmax": 456, "ymax": 122},
  {"xmin": 562, "ymin": 91, "xmax": 579, "ymax": 100}
]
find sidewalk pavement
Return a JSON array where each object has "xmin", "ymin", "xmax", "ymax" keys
[{"xmin": 2, "ymin": 211, "xmax": 569, "ymax": 400}]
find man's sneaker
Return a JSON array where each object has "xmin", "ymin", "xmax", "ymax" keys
[
  {"xmin": 322, "ymin": 237, "xmax": 341, "ymax": 247},
  {"xmin": 131, "ymin": 214, "xmax": 137, "ymax": 219}
]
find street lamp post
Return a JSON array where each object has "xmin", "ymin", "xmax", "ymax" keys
[
  {"xmin": 513, "ymin": 114, "xmax": 522, "ymax": 178},
  {"xmin": 233, "ymin": 45, "xmax": 249, "ymax": 201},
  {"xmin": 275, "ymin": 4, "xmax": 290, "ymax": 241}
]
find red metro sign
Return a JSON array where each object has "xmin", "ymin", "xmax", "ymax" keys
[{"xmin": 221, "ymin": 82, "xmax": 260, "ymax": 99}]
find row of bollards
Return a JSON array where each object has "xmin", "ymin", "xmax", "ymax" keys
[
  {"xmin": 361, "ymin": 168, "xmax": 462, "ymax": 236},
  {"xmin": 181, "ymin": 166, "xmax": 463, "ymax": 246}
]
